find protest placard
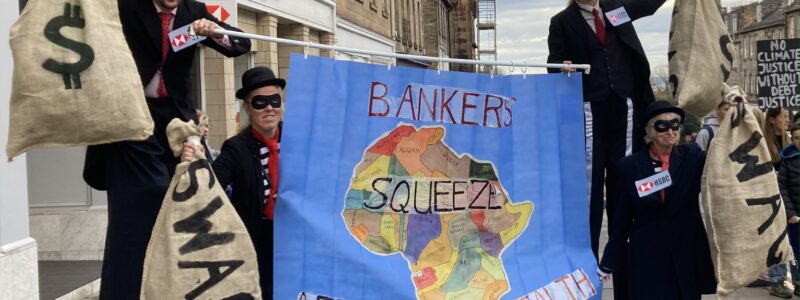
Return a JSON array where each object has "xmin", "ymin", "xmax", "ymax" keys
[{"xmin": 757, "ymin": 39, "xmax": 800, "ymax": 109}]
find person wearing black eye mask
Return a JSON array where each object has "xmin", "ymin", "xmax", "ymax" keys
[
  {"xmin": 599, "ymin": 101, "xmax": 717, "ymax": 299},
  {"xmin": 249, "ymin": 94, "xmax": 283, "ymax": 110},
  {"xmin": 183, "ymin": 66, "xmax": 286, "ymax": 297}
]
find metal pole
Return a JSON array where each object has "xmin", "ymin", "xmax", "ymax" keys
[{"xmin": 213, "ymin": 28, "xmax": 592, "ymax": 74}]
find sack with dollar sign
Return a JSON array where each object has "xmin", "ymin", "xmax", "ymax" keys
[
  {"xmin": 668, "ymin": 0, "xmax": 735, "ymax": 117},
  {"xmin": 6, "ymin": 0, "xmax": 153, "ymax": 160}
]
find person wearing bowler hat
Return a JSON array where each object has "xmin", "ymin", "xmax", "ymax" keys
[
  {"xmin": 182, "ymin": 66, "xmax": 286, "ymax": 297},
  {"xmin": 598, "ymin": 101, "xmax": 717, "ymax": 299}
]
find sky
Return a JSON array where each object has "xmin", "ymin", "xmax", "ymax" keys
[{"xmin": 494, "ymin": 0, "xmax": 746, "ymax": 74}]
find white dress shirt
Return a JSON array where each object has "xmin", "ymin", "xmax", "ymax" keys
[
  {"xmin": 576, "ymin": 0, "xmax": 605, "ymax": 34},
  {"xmin": 145, "ymin": 1, "xmax": 232, "ymax": 98}
]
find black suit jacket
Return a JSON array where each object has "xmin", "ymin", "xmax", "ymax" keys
[
  {"xmin": 211, "ymin": 126, "xmax": 282, "ymax": 295},
  {"xmin": 118, "ymin": 0, "xmax": 251, "ymax": 119},
  {"xmin": 547, "ymin": 0, "xmax": 664, "ymax": 108},
  {"xmin": 83, "ymin": 0, "xmax": 251, "ymax": 191}
]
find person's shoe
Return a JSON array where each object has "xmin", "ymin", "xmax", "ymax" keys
[
  {"xmin": 768, "ymin": 282, "xmax": 792, "ymax": 298},
  {"xmin": 747, "ymin": 279, "xmax": 771, "ymax": 287}
]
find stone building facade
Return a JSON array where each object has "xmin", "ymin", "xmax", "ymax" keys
[
  {"xmin": 723, "ymin": 0, "xmax": 793, "ymax": 96},
  {"xmin": 423, "ymin": 0, "xmax": 458, "ymax": 70},
  {"xmin": 335, "ymin": 0, "xmax": 396, "ymax": 64},
  {"xmin": 391, "ymin": 0, "xmax": 429, "ymax": 67},
  {"xmin": 785, "ymin": 1, "xmax": 800, "ymax": 39},
  {"xmin": 449, "ymin": 0, "xmax": 478, "ymax": 72}
]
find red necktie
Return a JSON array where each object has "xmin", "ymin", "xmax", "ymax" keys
[
  {"xmin": 158, "ymin": 12, "xmax": 173, "ymax": 98},
  {"xmin": 593, "ymin": 9, "xmax": 606, "ymax": 44}
]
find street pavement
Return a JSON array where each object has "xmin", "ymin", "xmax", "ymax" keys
[{"xmin": 598, "ymin": 211, "xmax": 791, "ymax": 299}]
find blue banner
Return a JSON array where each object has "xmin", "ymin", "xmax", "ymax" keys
[{"xmin": 277, "ymin": 54, "xmax": 598, "ymax": 300}]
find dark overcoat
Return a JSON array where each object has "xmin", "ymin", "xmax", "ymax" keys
[
  {"xmin": 212, "ymin": 127, "xmax": 282, "ymax": 297},
  {"xmin": 601, "ymin": 144, "xmax": 717, "ymax": 299}
]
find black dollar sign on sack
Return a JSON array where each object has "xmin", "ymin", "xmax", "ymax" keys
[{"xmin": 42, "ymin": 3, "xmax": 95, "ymax": 89}]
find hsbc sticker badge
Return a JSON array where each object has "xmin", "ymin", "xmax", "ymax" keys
[
  {"xmin": 168, "ymin": 24, "xmax": 207, "ymax": 52},
  {"xmin": 605, "ymin": 6, "xmax": 632, "ymax": 27},
  {"xmin": 634, "ymin": 171, "xmax": 672, "ymax": 198}
]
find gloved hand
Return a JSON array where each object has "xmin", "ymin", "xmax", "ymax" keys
[{"xmin": 597, "ymin": 267, "xmax": 612, "ymax": 283}]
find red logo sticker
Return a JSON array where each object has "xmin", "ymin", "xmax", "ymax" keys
[
  {"xmin": 172, "ymin": 33, "xmax": 189, "ymax": 48},
  {"xmin": 207, "ymin": 5, "xmax": 230, "ymax": 23},
  {"xmin": 638, "ymin": 182, "xmax": 654, "ymax": 193}
]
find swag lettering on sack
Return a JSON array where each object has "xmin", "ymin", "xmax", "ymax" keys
[
  {"xmin": 729, "ymin": 105, "xmax": 789, "ymax": 268},
  {"xmin": 171, "ymin": 159, "xmax": 255, "ymax": 300},
  {"xmin": 368, "ymin": 82, "xmax": 515, "ymax": 128}
]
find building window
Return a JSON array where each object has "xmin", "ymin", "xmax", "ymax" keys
[
  {"xmin": 725, "ymin": 13, "xmax": 738, "ymax": 34},
  {"xmin": 234, "ymin": 53, "xmax": 254, "ymax": 94},
  {"xmin": 743, "ymin": 35, "xmax": 748, "ymax": 58},
  {"xmin": 796, "ymin": 15, "xmax": 800, "ymax": 37},
  {"xmin": 756, "ymin": 5, "xmax": 762, "ymax": 22},
  {"xmin": 745, "ymin": 77, "xmax": 749, "ymax": 94},
  {"xmin": 418, "ymin": 2, "xmax": 422, "ymax": 47}
]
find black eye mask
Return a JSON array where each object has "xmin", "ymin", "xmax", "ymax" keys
[
  {"xmin": 653, "ymin": 118, "xmax": 681, "ymax": 133},
  {"xmin": 250, "ymin": 94, "xmax": 282, "ymax": 110}
]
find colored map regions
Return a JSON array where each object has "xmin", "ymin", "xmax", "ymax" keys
[{"xmin": 342, "ymin": 124, "xmax": 534, "ymax": 300}]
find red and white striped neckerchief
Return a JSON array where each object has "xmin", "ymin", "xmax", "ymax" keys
[{"xmin": 252, "ymin": 127, "xmax": 280, "ymax": 219}]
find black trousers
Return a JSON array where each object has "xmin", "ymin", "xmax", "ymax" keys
[
  {"xmin": 99, "ymin": 98, "xmax": 189, "ymax": 299},
  {"xmin": 255, "ymin": 220, "xmax": 274, "ymax": 298},
  {"xmin": 585, "ymin": 95, "xmax": 636, "ymax": 300}
]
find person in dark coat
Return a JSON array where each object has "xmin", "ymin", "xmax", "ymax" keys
[
  {"xmin": 182, "ymin": 66, "xmax": 285, "ymax": 298},
  {"xmin": 599, "ymin": 101, "xmax": 717, "ymax": 299},
  {"xmin": 778, "ymin": 125, "xmax": 800, "ymax": 296},
  {"xmin": 547, "ymin": 0, "xmax": 665, "ymax": 262},
  {"xmin": 82, "ymin": 0, "xmax": 251, "ymax": 298}
]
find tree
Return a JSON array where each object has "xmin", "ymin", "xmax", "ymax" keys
[
  {"xmin": 650, "ymin": 64, "xmax": 672, "ymax": 102},
  {"xmin": 650, "ymin": 64, "xmax": 700, "ymax": 141}
]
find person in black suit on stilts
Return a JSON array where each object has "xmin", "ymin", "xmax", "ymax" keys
[
  {"xmin": 547, "ymin": 0, "xmax": 666, "ymax": 298},
  {"xmin": 83, "ymin": 0, "xmax": 250, "ymax": 298}
]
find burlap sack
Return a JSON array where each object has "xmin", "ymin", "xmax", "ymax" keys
[
  {"xmin": 141, "ymin": 119, "xmax": 261, "ymax": 300},
  {"xmin": 701, "ymin": 102, "xmax": 794, "ymax": 296},
  {"xmin": 6, "ymin": 0, "xmax": 152, "ymax": 160},
  {"xmin": 668, "ymin": 0, "xmax": 736, "ymax": 117}
]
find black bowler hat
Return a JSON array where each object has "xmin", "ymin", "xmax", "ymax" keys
[
  {"xmin": 641, "ymin": 100, "xmax": 685, "ymax": 126},
  {"xmin": 236, "ymin": 66, "xmax": 286, "ymax": 99}
]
